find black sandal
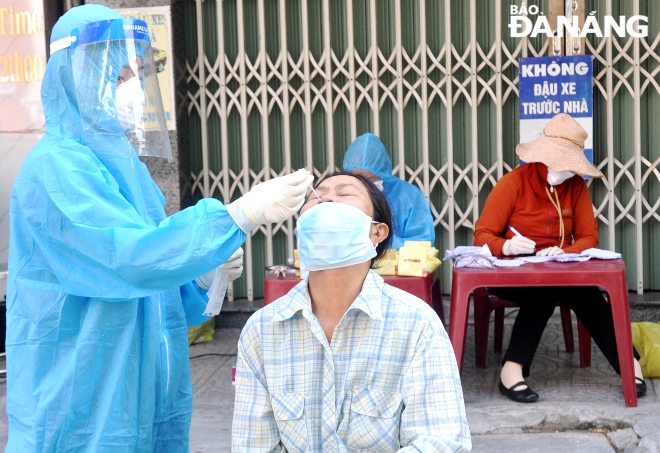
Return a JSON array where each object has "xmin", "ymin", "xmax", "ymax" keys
[
  {"xmin": 636, "ymin": 377, "xmax": 647, "ymax": 398},
  {"xmin": 499, "ymin": 380, "xmax": 539, "ymax": 403}
]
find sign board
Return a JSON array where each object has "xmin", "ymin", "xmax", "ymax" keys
[
  {"xmin": 0, "ymin": 0, "xmax": 46, "ymax": 132},
  {"xmin": 519, "ymin": 55, "xmax": 594, "ymax": 169},
  {"xmin": 0, "ymin": 0, "xmax": 47, "ymax": 297},
  {"xmin": 118, "ymin": 6, "xmax": 176, "ymax": 131}
]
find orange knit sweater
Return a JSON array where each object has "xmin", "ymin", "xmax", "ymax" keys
[{"xmin": 474, "ymin": 162, "xmax": 598, "ymax": 257}]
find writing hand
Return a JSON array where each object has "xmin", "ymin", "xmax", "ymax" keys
[{"xmin": 502, "ymin": 236, "xmax": 536, "ymax": 256}]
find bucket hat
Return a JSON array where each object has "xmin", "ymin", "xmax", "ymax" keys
[{"xmin": 516, "ymin": 113, "xmax": 603, "ymax": 178}]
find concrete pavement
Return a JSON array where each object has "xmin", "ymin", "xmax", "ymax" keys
[
  {"xmin": 0, "ymin": 303, "xmax": 658, "ymax": 452},
  {"xmin": 186, "ymin": 304, "xmax": 660, "ymax": 452}
]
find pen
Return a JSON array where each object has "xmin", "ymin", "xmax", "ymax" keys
[
  {"xmin": 509, "ymin": 225, "xmax": 536, "ymax": 252},
  {"xmin": 508, "ymin": 225, "xmax": 523, "ymax": 237}
]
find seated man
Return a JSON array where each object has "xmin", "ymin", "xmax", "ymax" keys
[
  {"xmin": 343, "ymin": 133, "xmax": 435, "ymax": 249},
  {"xmin": 232, "ymin": 171, "xmax": 471, "ymax": 452}
]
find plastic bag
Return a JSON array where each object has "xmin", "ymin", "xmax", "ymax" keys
[
  {"xmin": 188, "ymin": 317, "xmax": 216, "ymax": 345},
  {"xmin": 631, "ymin": 322, "xmax": 660, "ymax": 377},
  {"xmin": 454, "ymin": 255, "xmax": 494, "ymax": 269}
]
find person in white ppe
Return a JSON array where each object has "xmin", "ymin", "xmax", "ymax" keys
[{"xmin": 5, "ymin": 5, "xmax": 312, "ymax": 452}]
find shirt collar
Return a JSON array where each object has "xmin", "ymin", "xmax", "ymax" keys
[
  {"xmin": 271, "ymin": 270, "xmax": 384, "ymax": 322},
  {"xmin": 271, "ymin": 279, "xmax": 312, "ymax": 322},
  {"xmin": 347, "ymin": 270, "xmax": 384, "ymax": 321}
]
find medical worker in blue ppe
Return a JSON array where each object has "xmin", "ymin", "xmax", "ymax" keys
[
  {"xmin": 342, "ymin": 133, "xmax": 435, "ymax": 249},
  {"xmin": 5, "ymin": 5, "xmax": 312, "ymax": 452}
]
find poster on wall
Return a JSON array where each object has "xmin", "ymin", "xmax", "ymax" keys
[
  {"xmin": 0, "ymin": 0, "xmax": 47, "ymax": 295},
  {"xmin": 118, "ymin": 6, "xmax": 176, "ymax": 131},
  {"xmin": 0, "ymin": 0, "xmax": 47, "ymax": 132},
  {"xmin": 518, "ymin": 55, "xmax": 594, "ymax": 171}
]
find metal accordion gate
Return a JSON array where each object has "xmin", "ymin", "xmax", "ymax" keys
[{"xmin": 183, "ymin": 0, "xmax": 660, "ymax": 301}]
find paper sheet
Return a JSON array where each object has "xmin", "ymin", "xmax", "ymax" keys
[
  {"xmin": 518, "ymin": 253, "xmax": 591, "ymax": 263},
  {"xmin": 451, "ymin": 247, "xmax": 621, "ymax": 268},
  {"xmin": 493, "ymin": 258, "xmax": 526, "ymax": 267},
  {"xmin": 553, "ymin": 254, "xmax": 591, "ymax": 262},
  {"xmin": 203, "ymin": 270, "xmax": 230, "ymax": 316},
  {"xmin": 582, "ymin": 248, "xmax": 622, "ymax": 260}
]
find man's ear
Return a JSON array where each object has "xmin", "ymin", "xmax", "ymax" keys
[{"xmin": 371, "ymin": 223, "xmax": 389, "ymax": 246}]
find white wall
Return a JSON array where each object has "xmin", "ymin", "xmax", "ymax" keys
[{"xmin": 0, "ymin": 135, "xmax": 39, "ymax": 298}]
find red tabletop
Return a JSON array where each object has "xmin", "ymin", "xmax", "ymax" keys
[
  {"xmin": 264, "ymin": 271, "xmax": 445, "ymax": 325},
  {"xmin": 449, "ymin": 259, "xmax": 637, "ymax": 407}
]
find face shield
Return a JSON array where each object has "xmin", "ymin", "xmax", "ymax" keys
[{"xmin": 50, "ymin": 18, "xmax": 172, "ymax": 161}]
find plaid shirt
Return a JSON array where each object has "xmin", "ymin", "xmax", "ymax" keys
[{"xmin": 232, "ymin": 270, "xmax": 471, "ymax": 452}]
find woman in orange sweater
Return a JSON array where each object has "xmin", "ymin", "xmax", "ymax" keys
[{"xmin": 474, "ymin": 113, "xmax": 645, "ymax": 403}]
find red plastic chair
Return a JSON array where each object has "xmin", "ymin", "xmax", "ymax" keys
[{"xmin": 473, "ymin": 288, "xmax": 592, "ymax": 368}]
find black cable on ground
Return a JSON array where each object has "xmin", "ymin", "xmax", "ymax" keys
[{"xmin": 189, "ymin": 353, "xmax": 237, "ymax": 359}]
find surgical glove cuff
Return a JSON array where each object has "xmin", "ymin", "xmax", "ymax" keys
[
  {"xmin": 195, "ymin": 268, "xmax": 216, "ymax": 290},
  {"xmin": 227, "ymin": 200, "xmax": 259, "ymax": 234},
  {"xmin": 219, "ymin": 248, "xmax": 244, "ymax": 281},
  {"xmin": 502, "ymin": 239, "xmax": 512, "ymax": 256}
]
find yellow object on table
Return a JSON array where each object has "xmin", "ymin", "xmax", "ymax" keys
[
  {"xmin": 398, "ymin": 241, "xmax": 441, "ymax": 277},
  {"xmin": 374, "ymin": 249, "xmax": 398, "ymax": 276},
  {"xmin": 374, "ymin": 242, "xmax": 441, "ymax": 277}
]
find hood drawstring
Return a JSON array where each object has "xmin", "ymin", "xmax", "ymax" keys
[{"xmin": 545, "ymin": 185, "xmax": 565, "ymax": 248}]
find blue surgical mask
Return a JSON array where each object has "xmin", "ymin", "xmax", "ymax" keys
[{"xmin": 297, "ymin": 202, "xmax": 377, "ymax": 272}]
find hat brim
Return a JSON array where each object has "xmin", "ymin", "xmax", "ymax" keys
[{"xmin": 516, "ymin": 135, "xmax": 603, "ymax": 178}]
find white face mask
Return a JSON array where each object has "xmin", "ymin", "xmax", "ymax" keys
[
  {"xmin": 115, "ymin": 76, "xmax": 145, "ymax": 133},
  {"xmin": 547, "ymin": 168, "xmax": 574, "ymax": 186},
  {"xmin": 373, "ymin": 179, "xmax": 384, "ymax": 192}
]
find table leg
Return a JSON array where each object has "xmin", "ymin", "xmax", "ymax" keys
[
  {"xmin": 431, "ymin": 278, "xmax": 446, "ymax": 326},
  {"xmin": 605, "ymin": 279, "xmax": 637, "ymax": 407},
  {"xmin": 577, "ymin": 319, "xmax": 592, "ymax": 368},
  {"xmin": 473, "ymin": 288, "xmax": 491, "ymax": 368},
  {"xmin": 449, "ymin": 284, "xmax": 472, "ymax": 372}
]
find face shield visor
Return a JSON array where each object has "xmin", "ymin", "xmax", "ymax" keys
[{"xmin": 51, "ymin": 19, "xmax": 172, "ymax": 161}]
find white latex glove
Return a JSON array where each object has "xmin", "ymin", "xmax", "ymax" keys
[
  {"xmin": 227, "ymin": 169, "xmax": 314, "ymax": 233},
  {"xmin": 536, "ymin": 246, "xmax": 565, "ymax": 257},
  {"xmin": 502, "ymin": 236, "xmax": 536, "ymax": 256},
  {"xmin": 219, "ymin": 247, "xmax": 244, "ymax": 281},
  {"xmin": 196, "ymin": 248, "xmax": 245, "ymax": 289}
]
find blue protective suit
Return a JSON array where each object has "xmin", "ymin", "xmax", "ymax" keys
[
  {"xmin": 5, "ymin": 5, "xmax": 245, "ymax": 452},
  {"xmin": 343, "ymin": 133, "xmax": 435, "ymax": 249}
]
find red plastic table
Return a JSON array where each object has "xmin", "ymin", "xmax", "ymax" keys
[
  {"xmin": 448, "ymin": 259, "xmax": 637, "ymax": 407},
  {"xmin": 264, "ymin": 271, "xmax": 445, "ymax": 325}
]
